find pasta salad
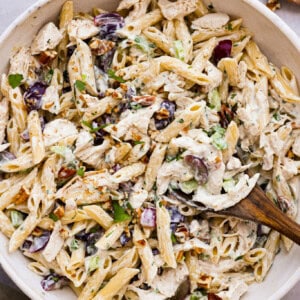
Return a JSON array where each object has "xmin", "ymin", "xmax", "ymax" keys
[{"xmin": 0, "ymin": 0, "xmax": 300, "ymax": 299}]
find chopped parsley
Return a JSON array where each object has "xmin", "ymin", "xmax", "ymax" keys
[
  {"xmin": 45, "ymin": 69, "xmax": 54, "ymax": 84},
  {"xmin": 77, "ymin": 167, "xmax": 85, "ymax": 177},
  {"xmin": 113, "ymin": 201, "xmax": 131, "ymax": 223},
  {"xmin": 178, "ymin": 118, "xmax": 184, "ymax": 124},
  {"xmin": 133, "ymin": 140, "xmax": 145, "ymax": 145},
  {"xmin": 75, "ymin": 80, "xmax": 86, "ymax": 92},
  {"xmin": 107, "ymin": 69, "xmax": 125, "ymax": 83},
  {"xmin": 273, "ymin": 112, "xmax": 281, "ymax": 121},
  {"xmin": 171, "ymin": 232, "xmax": 177, "ymax": 244},
  {"xmin": 130, "ymin": 103, "xmax": 142, "ymax": 110},
  {"xmin": 8, "ymin": 74, "xmax": 23, "ymax": 89},
  {"xmin": 49, "ymin": 212, "xmax": 59, "ymax": 222},
  {"xmin": 70, "ymin": 239, "xmax": 80, "ymax": 251},
  {"xmin": 190, "ymin": 289, "xmax": 207, "ymax": 300},
  {"xmin": 166, "ymin": 152, "xmax": 183, "ymax": 162},
  {"xmin": 81, "ymin": 120, "xmax": 104, "ymax": 133},
  {"xmin": 276, "ymin": 175, "xmax": 281, "ymax": 182},
  {"xmin": 225, "ymin": 22, "xmax": 233, "ymax": 31},
  {"xmin": 234, "ymin": 255, "xmax": 244, "ymax": 261}
]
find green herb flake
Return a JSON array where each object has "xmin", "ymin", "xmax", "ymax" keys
[
  {"xmin": 234, "ymin": 255, "xmax": 244, "ymax": 261},
  {"xmin": 49, "ymin": 212, "xmax": 59, "ymax": 222},
  {"xmin": 276, "ymin": 175, "xmax": 281, "ymax": 182},
  {"xmin": 88, "ymin": 255, "xmax": 100, "ymax": 272},
  {"xmin": 171, "ymin": 232, "xmax": 177, "ymax": 244},
  {"xmin": 8, "ymin": 74, "xmax": 23, "ymax": 89},
  {"xmin": 82, "ymin": 120, "xmax": 101, "ymax": 133},
  {"xmin": 106, "ymin": 230, "xmax": 115, "ymax": 238},
  {"xmin": 70, "ymin": 239, "xmax": 80, "ymax": 251},
  {"xmin": 133, "ymin": 140, "xmax": 145, "ymax": 145},
  {"xmin": 178, "ymin": 118, "xmax": 184, "ymax": 124},
  {"xmin": 134, "ymin": 35, "xmax": 156, "ymax": 55},
  {"xmin": 273, "ymin": 112, "xmax": 281, "ymax": 121},
  {"xmin": 75, "ymin": 80, "xmax": 86, "ymax": 92},
  {"xmin": 130, "ymin": 103, "xmax": 142, "ymax": 110},
  {"xmin": 45, "ymin": 69, "xmax": 54, "ymax": 84},
  {"xmin": 173, "ymin": 40, "xmax": 185, "ymax": 61},
  {"xmin": 90, "ymin": 225, "xmax": 100, "ymax": 233},
  {"xmin": 77, "ymin": 167, "xmax": 85, "ymax": 177},
  {"xmin": 208, "ymin": 89, "xmax": 221, "ymax": 111},
  {"xmin": 225, "ymin": 22, "xmax": 233, "ymax": 31},
  {"xmin": 113, "ymin": 201, "xmax": 131, "ymax": 223},
  {"xmin": 10, "ymin": 210, "xmax": 24, "ymax": 228},
  {"xmin": 190, "ymin": 289, "xmax": 207, "ymax": 300},
  {"xmin": 107, "ymin": 69, "xmax": 125, "ymax": 83},
  {"xmin": 231, "ymin": 93, "xmax": 237, "ymax": 99}
]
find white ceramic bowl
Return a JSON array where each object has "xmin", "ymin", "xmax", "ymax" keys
[{"xmin": 0, "ymin": 0, "xmax": 300, "ymax": 299}]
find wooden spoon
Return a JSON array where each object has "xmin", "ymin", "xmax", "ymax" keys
[
  {"xmin": 288, "ymin": 0, "xmax": 300, "ymax": 4},
  {"xmin": 216, "ymin": 185, "xmax": 300, "ymax": 245},
  {"xmin": 171, "ymin": 185, "xmax": 300, "ymax": 244}
]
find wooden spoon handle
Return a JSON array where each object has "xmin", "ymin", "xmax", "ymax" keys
[{"xmin": 221, "ymin": 186, "xmax": 300, "ymax": 245}]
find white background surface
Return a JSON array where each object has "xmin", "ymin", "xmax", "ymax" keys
[{"xmin": 0, "ymin": 0, "xmax": 299, "ymax": 299}]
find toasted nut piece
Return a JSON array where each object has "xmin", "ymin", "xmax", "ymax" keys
[
  {"xmin": 13, "ymin": 187, "xmax": 30, "ymax": 205},
  {"xmin": 54, "ymin": 205, "xmax": 65, "ymax": 218},
  {"xmin": 89, "ymin": 37, "xmax": 115, "ymax": 56},
  {"xmin": 39, "ymin": 50, "xmax": 58, "ymax": 65},
  {"xmin": 132, "ymin": 95, "xmax": 156, "ymax": 106}
]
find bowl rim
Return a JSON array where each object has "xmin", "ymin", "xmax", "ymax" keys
[{"xmin": 0, "ymin": 0, "xmax": 299, "ymax": 299}]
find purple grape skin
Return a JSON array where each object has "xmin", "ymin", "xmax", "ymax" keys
[
  {"xmin": 20, "ymin": 239, "xmax": 33, "ymax": 251},
  {"xmin": 167, "ymin": 207, "xmax": 184, "ymax": 224},
  {"xmin": 120, "ymin": 233, "xmax": 130, "ymax": 246},
  {"xmin": 140, "ymin": 208, "xmax": 156, "ymax": 228},
  {"xmin": 152, "ymin": 248, "xmax": 160, "ymax": 255},
  {"xmin": 98, "ymin": 48, "xmax": 116, "ymax": 72},
  {"xmin": 155, "ymin": 100, "xmax": 176, "ymax": 130},
  {"xmin": 94, "ymin": 13, "xmax": 125, "ymax": 41},
  {"xmin": 94, "ymin": 129, "xmax": 106, "ymax": 146},
  {"xmin": 24, "ymin": 82, "xmax": 48, "ymax": 111},
  {"xmin": 41, "ymin": 273, "xmax": 69, "ymax": 291},
  {"xmin": 92, "ymin": 116, "xmax": 111, "ymax": 145},
  {"xmin": 67, "ymin": 45, "xmax": 76, "ymax": 57},
  {"xmin": 119, "ymin": 181, "xmax": 134, "ymax": 193},
  {"xmin": 125, "ymin": 86, "xmax": 136, "ymax": 101},
  {"xmin": 28, "ymin": 231, "xmax": 51, "ymax": 253},
  {"xmin": 184, "ymin": 155, "xmax": 208, "ymax": 185},
  {"xmin": 212, "ymin": 40, "xmax": 232, "ymax": 64},
  {"xmin": 0, "ymin": 151, "xmax": 16, "ymax": 162},
  {"xmin": 112, "ymin": 164, "xmax": 121, "ymax": 173},
  {"xmin": 86, "ymin": 232, "xmax": 102, "ymax": 255},
  {"xmin": 75, "ymin": 230, "xmax": 102, "ymax": 256}
]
